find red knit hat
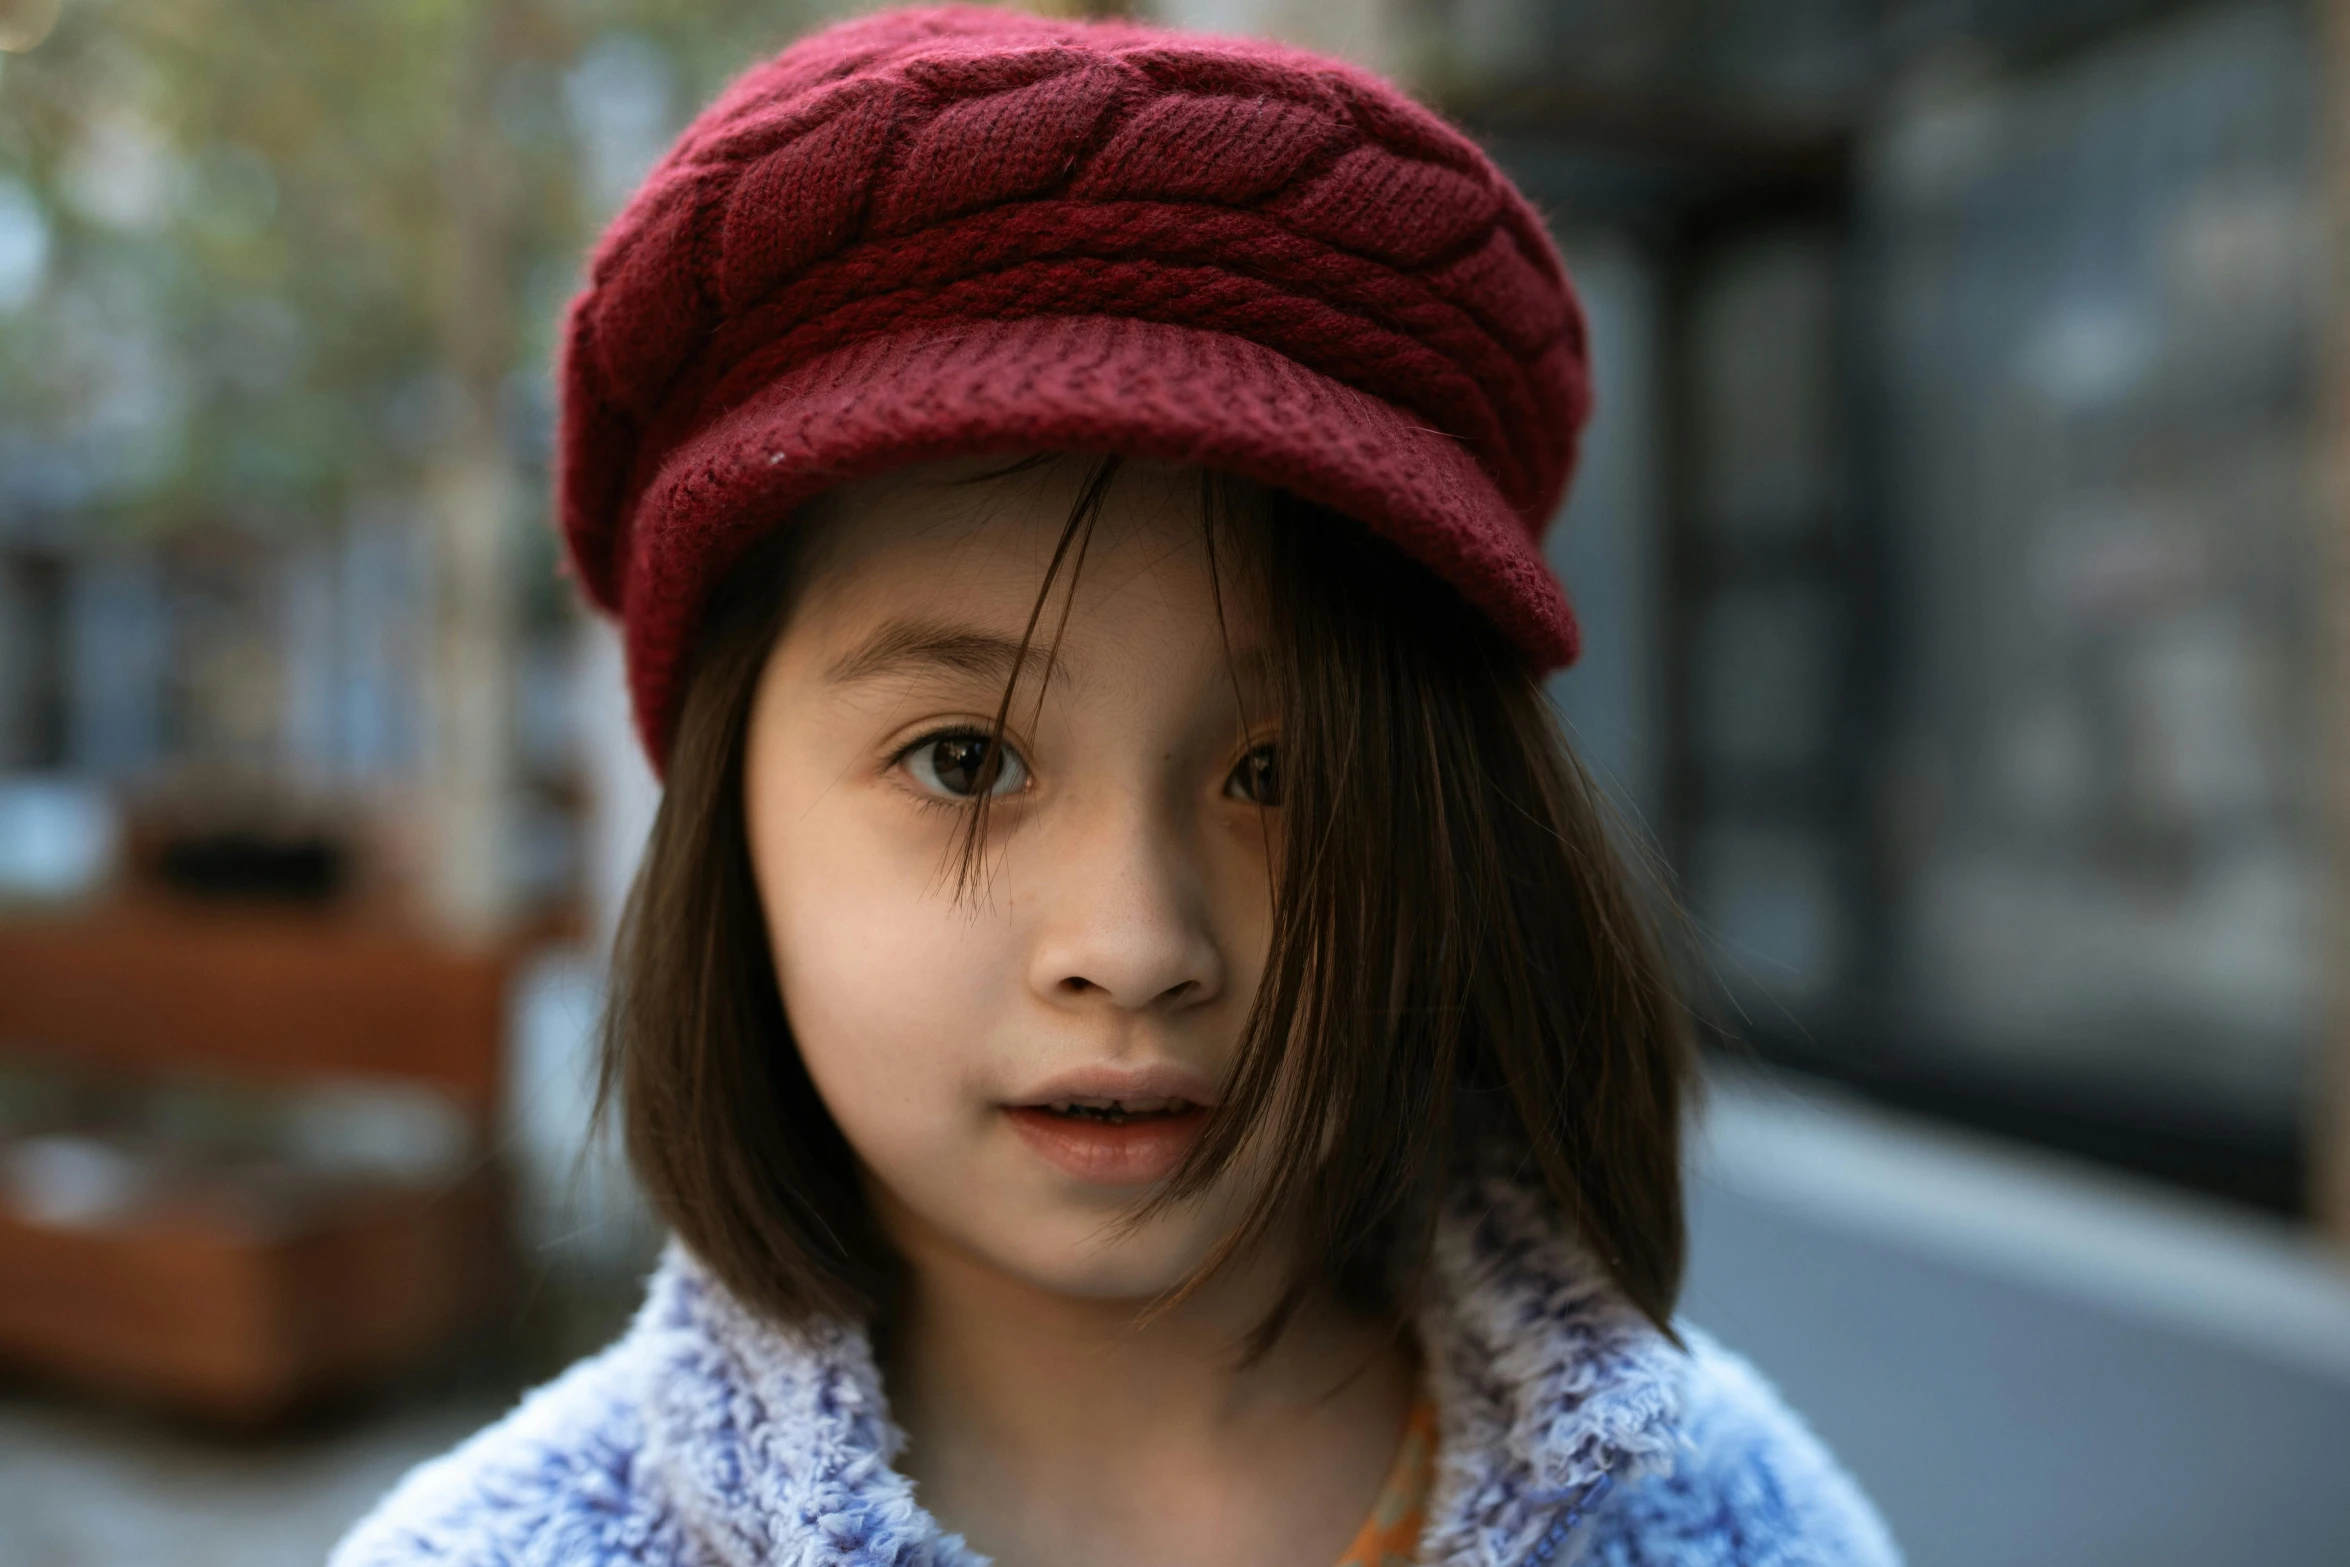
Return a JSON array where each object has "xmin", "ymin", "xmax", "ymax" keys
[{"xmin": 558, "ymin": 4, "xmax": 1590, "ymax": 763}]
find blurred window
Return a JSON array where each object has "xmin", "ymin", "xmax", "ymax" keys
[
  {"xmin": 1503, "ymin": 0, "xmax": 2320, "ymax": 1213},
  {"xmin": 1866, "ymin": 0, "xmax": 2317, "ymax": 1203}
]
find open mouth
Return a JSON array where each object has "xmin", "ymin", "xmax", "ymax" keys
[{"xmin": 1032, "ymin": 1096, "xmax": 1202, "ymax": 1125}]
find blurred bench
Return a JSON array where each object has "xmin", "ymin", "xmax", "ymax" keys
[{"xmin": 0, "ymin": 902, "xmax": 521, "ymax": 1423}]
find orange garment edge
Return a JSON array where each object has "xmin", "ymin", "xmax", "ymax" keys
[{"xmin": 1334, "ymin": 1395, "xmax": 1440, "ymax": 1567}]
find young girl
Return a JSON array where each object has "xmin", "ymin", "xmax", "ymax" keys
[{"xmin": 337, "ymin": 8, "xmax": 1896, "ymax": 1565}]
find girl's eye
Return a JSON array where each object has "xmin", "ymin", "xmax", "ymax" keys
[
  {"xmin": 1225, "ymin": 743, "xmax": 1280, "ymax": 806},
  {"xmin": 903, "ymin": 730, "xmax": 1029, "ymax": 799}
]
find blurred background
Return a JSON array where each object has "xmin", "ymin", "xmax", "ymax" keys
[{"xmin": 0, "ymin": 0, "xmax": 2346, "ymax": 1562}]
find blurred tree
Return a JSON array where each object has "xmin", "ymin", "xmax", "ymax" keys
[
  {"xmin": 0, "ymin": 0, "xmax": 825, "ymax": 931},
  {"xmin": 0, "ymin": 0, "xmax": 822, "ymax": 534}
]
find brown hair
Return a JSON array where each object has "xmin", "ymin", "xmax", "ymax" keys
[{"xmin": 599, "ymin": 459, "xmax": 1695, "ymax": 1340}]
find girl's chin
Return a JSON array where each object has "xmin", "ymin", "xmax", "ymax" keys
[
  {"xmin": 1003, "ymin": 1250, "xmax": 1206, "ymax": 1304},
  {"xmin": 972, "ymin": 1186, "xmax": 1234, "ymax": 1303}
]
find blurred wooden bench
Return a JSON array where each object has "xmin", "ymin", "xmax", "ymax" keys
[{"xmin": 0, "ymin": 902, "xmax": 522, "ymax": 1422}]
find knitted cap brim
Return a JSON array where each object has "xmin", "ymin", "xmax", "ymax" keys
[{"xmin": 616, "ymin": 312, "xmax": 1578, "ymax": 761}]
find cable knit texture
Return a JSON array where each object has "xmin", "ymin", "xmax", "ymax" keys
[
  {"xmin": 557, "ymin": 4, "xmax": 1593, "ymax": 762},
  {"xmin": 331, "ymin": 1172, "xmax": 1900, "ymax": 1567}
]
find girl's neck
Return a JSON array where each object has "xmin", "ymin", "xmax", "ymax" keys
[{"xmin": 879, "ymin": 1208, "xmax": 1419, "ymax": 1567}]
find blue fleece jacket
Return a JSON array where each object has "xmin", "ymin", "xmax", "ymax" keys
[{"xmin": 330, "ymin": 1174, "xmax": 1899, "ymax": 1566}]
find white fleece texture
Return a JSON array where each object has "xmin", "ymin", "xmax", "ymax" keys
[{"xmin": 331, "ymin": 1172, "xmax": 1899, "ymax": 1567}]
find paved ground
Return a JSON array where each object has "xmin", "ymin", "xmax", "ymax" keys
[
  {"xmin": 0, "ymin": 1390, "xmax": 505, "ymax": 1567},
  {"xmin": 1686, "ymin": 1072, "xmax": 2350, "ymax": 1567}
]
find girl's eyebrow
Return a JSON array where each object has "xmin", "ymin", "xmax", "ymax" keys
[{"xmin": 825, "ymin": 617, "xmax": 1071, "ymax": 687}]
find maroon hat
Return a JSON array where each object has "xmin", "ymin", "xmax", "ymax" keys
[{"xmin": 558, "ymin": 4, "xmax": 1589, "ymax": 763}]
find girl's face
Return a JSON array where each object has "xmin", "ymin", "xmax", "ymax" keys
[{"xmin": 743, "ymin": 458, "xmax": 1278, "ymax": 1302}]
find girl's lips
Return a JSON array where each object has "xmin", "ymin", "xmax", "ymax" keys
[{"xmin": 1003, "ymin": 1104, "xmax": 1210, "ymax": 1185}]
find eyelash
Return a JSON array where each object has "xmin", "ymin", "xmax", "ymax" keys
[
  {"xmin": 1225, "ymin": 740, "xmax": 1280, "ymax": 807},
  {"xmin": 890, "ymin": 725, "xmax": 1031, "ymax": 805}
]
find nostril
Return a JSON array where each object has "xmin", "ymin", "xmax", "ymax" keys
[{"xmin": 1062, "ymin": 976, "xmax": 1095, "ymax": 994}]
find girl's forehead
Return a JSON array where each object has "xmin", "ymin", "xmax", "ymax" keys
[
  {"xmin": 780, "ymin": 457, "xmax": 1271, "ymax": 686},
  {"xmin": 802, "ymin": 459, "xmax": 1247, "ymax": 614},
  {"xmin": 814, "ymin": 454, "xmax": 1202, "ymax": 540}
]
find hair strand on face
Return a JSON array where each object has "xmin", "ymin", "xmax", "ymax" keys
[{"xmin": 948, "ymin": 455, "xmax": 1121, "ymax": 904}]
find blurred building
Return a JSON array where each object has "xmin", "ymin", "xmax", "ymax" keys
[
  {"xmin": 1, "ymin": 0, "xmax": 2347, "ymax": 1562},
  {"xmin": 1465, "ymin": 0, "xmax": 2336, "ymax": 1218}
]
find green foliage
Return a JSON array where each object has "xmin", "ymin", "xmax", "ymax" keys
[{"xmin": 0, "ymin": 0, "xmax": 829, "ymax": 539}]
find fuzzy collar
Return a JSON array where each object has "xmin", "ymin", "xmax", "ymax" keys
[{"xmin": 629, "ymin": 1173, "xmax": 1684, "ymax": 1567}]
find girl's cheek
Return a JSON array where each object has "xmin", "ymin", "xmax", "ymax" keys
[{"xmin": 761, "ymin": 797, "xmax": 1013, "ymax": 1158}]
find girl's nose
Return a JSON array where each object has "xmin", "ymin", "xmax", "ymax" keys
[{"xmin": 1025, "ymin": 810, "xmax": 1226, "ymax": 1016}]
